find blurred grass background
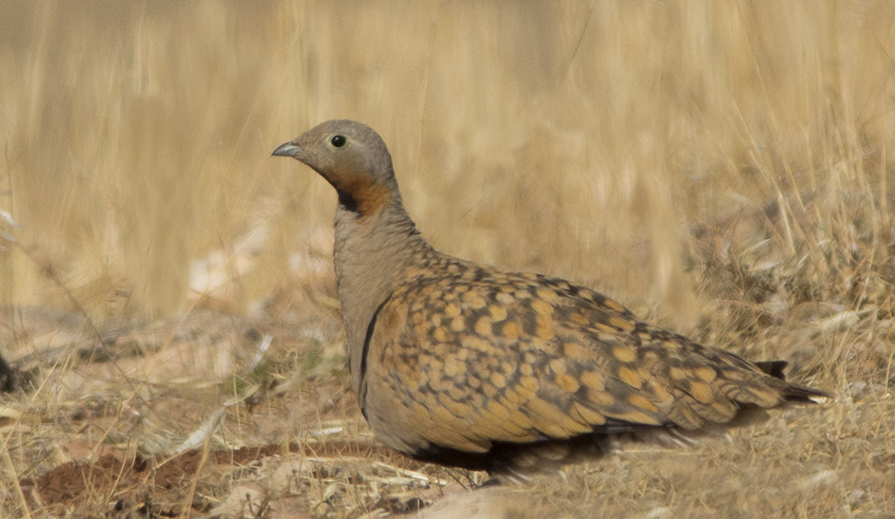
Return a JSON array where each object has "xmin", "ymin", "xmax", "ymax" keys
[
  {"xmin": 2, "ymin": 2, "xmax": 895, "ymax": 517},
  {"xmin": 1, "ymin": 0, "xmax": 893, "ymax": 328}
]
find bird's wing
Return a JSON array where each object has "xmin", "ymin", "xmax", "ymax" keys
[{"xmin": 363, "ymin": 268, "xmax": 793, "ymax": 454}]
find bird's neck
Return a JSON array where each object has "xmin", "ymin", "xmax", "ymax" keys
[{"xmin": 332, "ymin": 197, "xmax": 430, "ymax": 396}]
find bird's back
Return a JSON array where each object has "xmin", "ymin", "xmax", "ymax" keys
[{"xmin": 360, "ymin": 247, "xmax": 825, "ymax": 474}]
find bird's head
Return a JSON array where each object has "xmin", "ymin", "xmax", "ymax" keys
[{"xmin": 273, "ymin": 119, "xmax": 398, "ymax": 215}]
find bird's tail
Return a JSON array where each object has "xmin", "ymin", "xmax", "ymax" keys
[{"xmin": 754, "ymin": 360, "xmax": 832, "ymax": 403}]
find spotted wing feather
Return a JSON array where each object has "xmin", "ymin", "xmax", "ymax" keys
[{"xmin": 361, "ymin": 254, "xmax": 814, "ymax": 462}]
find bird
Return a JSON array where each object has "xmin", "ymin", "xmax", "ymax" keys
[{"xmin": 272, "ymin": 120, "xmax": 828, "ymax": 477}]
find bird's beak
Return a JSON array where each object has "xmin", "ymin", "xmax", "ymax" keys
[{"xmin": 272, "ymin": 141, "xmax": 302, "ymax": 157}]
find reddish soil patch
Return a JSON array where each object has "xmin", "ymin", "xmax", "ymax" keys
[{"xmin": 21, "ymin": 441, "xmax": 417, "ymax": 517}]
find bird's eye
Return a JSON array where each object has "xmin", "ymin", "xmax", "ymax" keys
[{"xmin": 330, "ymin": 135, "xmax": 347, "ymax": 148}]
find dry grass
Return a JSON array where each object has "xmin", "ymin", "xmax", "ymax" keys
[{"xmin": 1, "ymin": 1, "xmax": 894, "ymax": 517}]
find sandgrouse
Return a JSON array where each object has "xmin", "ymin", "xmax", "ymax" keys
[{"xmin": 273, "ymin": 120, "xmax": 827, "ymax": 476}]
